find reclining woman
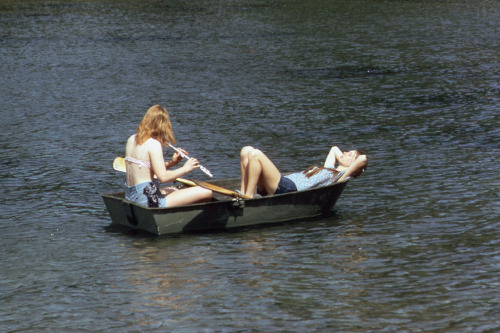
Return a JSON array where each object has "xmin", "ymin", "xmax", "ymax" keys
[
  {"xmin": 124, "ymin": 105, "xmax": 212, "ymax": 207},
  {"xmin": 239, "ymin": 146, "xmax": 367, "ymax": 198}
]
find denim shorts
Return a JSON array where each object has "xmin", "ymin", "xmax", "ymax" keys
[
  {"xmin": 125, "ymin": 181, "xmax": 167, "ymax": 208},
  {"xmin": 274, "ymin": 176, "xmax": 298, "ymax": 195}
]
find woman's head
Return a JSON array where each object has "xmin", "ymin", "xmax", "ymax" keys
[
  {"xmin": 350, "ymin": 151, "xmax": 368, "ymax": 178},
  {"xmin": 135, "ymin": 105, "xmax": 176, "ymax": 146},
  {"xmin": 339, "ymin": 149, "xmax": 367, "ymax": 178},
  {"xmin": 303, "ymin": 148, "xmax": 367, "ymax": 179},
  {"xmin": 338, "ymin": 150, "xmax": 361, "ymax": 167}
]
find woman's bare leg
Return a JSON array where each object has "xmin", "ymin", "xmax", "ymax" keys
[
  {"xmin": 240, "ymin": 146, "xmax": 254, "ymax": 194},
  {"xmin": 240, "ymin": 147, "xmax": 281, "ymax": 197},
  {"xmin": 163, "ymin": 186, "xmax": 212, "ymax": 207}
]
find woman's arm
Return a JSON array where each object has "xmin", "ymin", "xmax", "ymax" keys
[
  {"xmin": 336, "ymin": 155, "xmax": 367, "ymax": 182},
  {"xmin": 164, "ymin": 149, "xmax": 182, "ymax": 169},
  {"xmin": 149, "ymin": 141, "xmax": 198, "ymax": 183},
  {"xmin": 324, "ymin": 146, "xmax": 342, "ymax": 168}
]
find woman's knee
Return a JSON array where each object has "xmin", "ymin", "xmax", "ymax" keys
[
  {"xmin": 248, "ymin": 148, "xmax": 264, "ymax": 161},
  {"xmin": 192, "ymin": 186, "xmax": 213, "ymax": 201},
  {"xmin": 240, "ymin": 146, "xmax": 254, "ymax": 158},
  {"xmin": 199, "ymin": 187, "xmax": 213, "ymax": 199}
]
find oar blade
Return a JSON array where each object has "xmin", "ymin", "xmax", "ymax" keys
[{"xmin": 113, "ymin": 156, "xmax": 126, "ymax": 172}]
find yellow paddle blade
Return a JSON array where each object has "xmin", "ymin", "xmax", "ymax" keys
[{"xmin": 113, "ymin": 156, "xmax": 126, "ymax": 172}]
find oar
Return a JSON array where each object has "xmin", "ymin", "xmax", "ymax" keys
[
  {"xmin": 190, "ymin": 179, "xmax": 251, "ymax": 199},
  {"xmin": 112, "ymin": 157, "xmax": 251, "ymax": 199}
]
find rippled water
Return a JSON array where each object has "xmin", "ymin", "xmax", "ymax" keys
[{"xmin": 1, "ymin": 0, "xmax": 499, "ymax": 331}]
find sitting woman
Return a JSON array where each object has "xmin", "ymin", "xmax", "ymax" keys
[
  {"xmin": 239, "ymin": 146, "xmax": 367, "ymax": 198},
  {"xmin": 125, "ymin": 105, "xmax": 212, "ymax": 207}
]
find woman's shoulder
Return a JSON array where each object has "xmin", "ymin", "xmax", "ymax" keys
[
  {"xmin": 126, "ymin": 134, "xmax": 136, "ymax": 143},
  {"xmin": 127, "ymin": 135, "xmax": 161, "ymax": 150},
  {"xmin": 144, "ymin": 137, "xmax": 162, "ymax": 148},
  {"xmin": 126, "ymin": 134, "xmax": 137, "ymax": 151}
]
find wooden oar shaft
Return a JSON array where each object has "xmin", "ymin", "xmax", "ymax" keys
[
  {"xmin": 174, "ymin": 178, "xmax": 197, "ymax": 187},
  {"xmin": 112, "ymin": 157, "xmax": 250, "ymax": 199},
  {"xmin": 192, "ymin": 180, "xmax": 251, "ymax": 199}
]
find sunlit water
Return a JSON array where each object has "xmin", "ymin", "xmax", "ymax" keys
[{"xmin": 1, "ymin": 0, "xmax": 499, "ymax": 331}]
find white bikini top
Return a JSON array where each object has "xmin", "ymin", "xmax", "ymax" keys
[
  {"xmin": 125, "ymin": 138, "xmax": 152, "ymax": 169},
  {"xmin": 125, "ymin": 156, "xmax": 151, "ymax": 169}
]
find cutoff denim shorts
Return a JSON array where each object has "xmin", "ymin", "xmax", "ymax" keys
[
  {"xmin": 274, "ymin": 176, "xmax": 298, "ymax": 195},
  {"xmin": 125, "ymin": 181, "xmax": 167, "ymax": 208}
]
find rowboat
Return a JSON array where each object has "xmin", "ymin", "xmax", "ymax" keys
[{"xmin": 101, "ymin": 177, "xmax": 349, "ymax": 235}]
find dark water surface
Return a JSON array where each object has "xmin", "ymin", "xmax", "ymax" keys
[{"xmin": 1, "ymin": 0, "xmax": 499, "ymax": 331}]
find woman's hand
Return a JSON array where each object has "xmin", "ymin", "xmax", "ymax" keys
[
  {"xmin": 182, "ymin": 157, "xmax": 200, "ymax": 173},
  {"xmin": 168, "ymin": 147, "xmax": 188, "ymax": 168},
  {"xmin": 173, "ymin": 148, "xmax": 188, "ymax": 163}
]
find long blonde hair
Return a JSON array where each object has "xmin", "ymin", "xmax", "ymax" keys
[{"xmin": 135, "ymin": 105, "xmax": 176, "ymax": 146}]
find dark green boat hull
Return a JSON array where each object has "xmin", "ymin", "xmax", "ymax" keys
[{"xmin": 101, "ymin": 178, "xmax": 348, "ymax": 235}]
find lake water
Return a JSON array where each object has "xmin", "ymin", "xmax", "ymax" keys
[{"xmin": 1, "ymin": 0, "xmax": 499, "ymax": 331}]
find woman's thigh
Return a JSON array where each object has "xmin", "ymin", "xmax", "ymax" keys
[
  {"xmin": 250, "ymin": 149, "xmax": 281, "ymax": 193},
  {"xmin": 165, "ymin": 186, "xmax": 212, "ymax": 207}
]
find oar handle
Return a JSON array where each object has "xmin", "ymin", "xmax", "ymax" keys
[{"xmin": 168, "ymin": 144, "xmax": 213, "ymax": 178}]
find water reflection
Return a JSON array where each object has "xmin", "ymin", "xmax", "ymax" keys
[{"xmin": 112, "ymin": 221, "xmax": 374, "ymax": 329}]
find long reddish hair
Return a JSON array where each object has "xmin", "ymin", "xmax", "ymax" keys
[{"xmin": 135, "ymin": 105, "xmax": 176, "ymax": 146}]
